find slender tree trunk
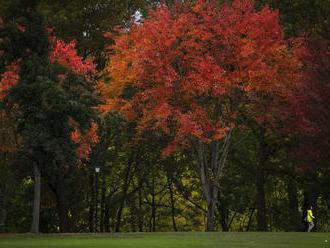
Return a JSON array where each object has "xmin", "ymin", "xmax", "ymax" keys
[
  {"xmin": 115, "ymin": 156, "xmax": 134, "ymax": 232},
  {"xmin": 95, "ymin": 172, "xmax": 99, "ymax": 232},
  {"xmin": 89, "ymin": 172, "xmax": 95, "ymax": 232},
  {"xmin": 100, "ymin": 173, "xmax": 106, "ymax": 232},
  {"xmin": 31, "ymin": 163, "xmax": 41, "ymax": 234},
  {"xmin": 0, "ymin": 188, "xmax": 7, "ymax": 233},
  {"xmin": 138, "ymin": 185, "xmax": 143, "ymax": 232},
  {"xmin": 104, "ymin": 204, "xmax": 110, "ymax": 232},
  {"xmin": 197, "ymin": 131, "xmax": 232, "ymax": 231},
  {"xmin": 206, "ymin": 189, "xmax": 218, "ymax": 231},
  {"xmin": 168, "ymin": 179, "xmax": 177, "ymax": 232},
  {"xmin": 287, "ymin": 176, "xmax": 300, "ymax": 231},
  {"xmin": 256, "ymin": 169, "xmax": 267, "ymax": 231},
  {"xmin": 58, "ymin": 196, "xmax": 69, "ymax": 233},
  {"xmin": 246, "ymin": 208, "xmax": 255, "ymax": 231},
  {"xmin": 151, "ymin": 175, "xmax": 156, "ymax": 232},
  {"xmin": 256, "ymin": 128, "xmax": 267, "ymax": 232},
  {"xmin": 218, "ymin": 202, "xmax": 229, "ymax": 232}
]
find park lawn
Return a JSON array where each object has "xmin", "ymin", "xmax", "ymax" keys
[{"xmin": 0, "ymin": 232, "xmax": 329, "ymax": 248}]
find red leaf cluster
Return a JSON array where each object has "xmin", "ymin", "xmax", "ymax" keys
[
  {"xmin": 49, "ymin": 38, "xmax": 96, "ymax": 76},
  {"xmin": 0, "ymin": 63, "xmax": 19, "ymax": 100},
  {"xmin": 70, "ymin": 119, "xmax": 99, "ymax": 160},
  {"xmin": 102, "ymin": 0, "xmax": 303, "ymax": 154}
]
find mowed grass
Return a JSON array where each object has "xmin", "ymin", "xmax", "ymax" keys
[{"xmin": 0, "ymin": 232, "xmax": 329, "ymax": 248}]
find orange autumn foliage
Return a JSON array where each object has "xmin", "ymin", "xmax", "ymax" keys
[
  {"xmin": 101, "ymin": 0, "xmax": 303, "ymax": 155},
  {"xmin": 70, "ymin": 119, "xmax": 99, "ymax": 160},
  {"xmin": 0, "ymin": 63, "xmax": 19, "ymax": 100},
  {"xmin": 49, "ymin": 38, "xmax": 96, "ymax": 76}
]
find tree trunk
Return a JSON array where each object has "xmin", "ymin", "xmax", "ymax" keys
[
  {"xmin": 256, "ymin": 127, "xmax": 267, "ymax": 232},
  {"xmin": 151, "ymin": 175, "xmax": 156, "ymax": 232},
  {"xmin": 31, "ymin": 163, "xmax": 41, "ymax": 234},
  {"xmin": 138, "ymin": 184, "xmax": 143, "ymax": 232},
  {"xmin": 198, "ymin": 132, "xmax": 232, "ymax": 231},
  {"xmin": 217, "ymin": 201, "xmax": 229, "ymax": 232},
  {"xmin": 58, "ymin": 197, "xmax": 69, "ymax": 233},
  {"xmin": 100, "ymin": 173, "xmax": 106, "ymax": 232},
  {"xmin": 206, "ymin": 195, "xmax": 217, "ymax": 231},
  {"xmin": 0, "ymin": 188, "xmax": 6, "ymax": 233},
  {"xmin": 256, "ymin": 168, "xmax": 267, "ymax": 231},
  {"xmin": 246, "ymin": 208, "xmax": 255, "ymax": 231},
  {"xmin": 104, "ymin": 204, "xmax": 110, "ymax": 232},
  {"xmin": 287, "ymin": 176, "xmax": 300, "ymax": 231},
  {"xmin": 89, "ymin": 172, "xmax": 95, "ymax": 232},
  {"xmin": 115, "ymin": 155, "xmax": 134, "ymax": 232},
  {"xmin": 94, "ymin": 172, "xmax": 99, "ymax": 232},
  {"xmin": 168, "ymin": 179, "xmax": 177, "ymax": 232}
]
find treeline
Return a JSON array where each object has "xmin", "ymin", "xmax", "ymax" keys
[{"xmin": 0, "ymin": 0, "xmax": 329, "ymax": 233}]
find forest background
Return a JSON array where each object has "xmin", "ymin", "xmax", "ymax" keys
[{"xmin": 0, "ymin": 0, "xmax": 329, "ymax": 234}]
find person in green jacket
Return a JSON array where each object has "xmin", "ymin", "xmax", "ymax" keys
[{"xmin": 307, "ymin": 206, "xmax": 315, "ymax": 232}]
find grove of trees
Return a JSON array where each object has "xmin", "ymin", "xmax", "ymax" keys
[{"xmin": 0, "ymin": 0, "xmax": 329, "ymax": 233}]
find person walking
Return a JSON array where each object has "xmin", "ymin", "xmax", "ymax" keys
[{"xmin": 306, "ymin": 206, "xmax": 315, "ymax": 232}]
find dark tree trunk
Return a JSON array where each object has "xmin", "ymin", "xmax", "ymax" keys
[
  {"xmin": 246, "ymin": 208, "xmax": 255, "ymax": 231},
  {"xmin": 138, "ymin": 185, "xmax": 143, "ymax": 232},
  {"xmin": 197, "ymin": 132, "xmax": 232, "ymax": 231},
  {"xmin": 151, "ymin": 175, "xmax": 156, "ymax": 232},
  {"xmin": 256, "ymin": 127, "xmax": 267, "ymax": 232},
  {"xmin": 218, "ymin": 201, "xmax": 229, "ymax": 232},
  {"xmin": 0, "ymin": 188, "xmax": 7, "ymax": 233},
  {"xmin": 47, "ymin": 178, "xmax": 70, "ymax": 233},
  {"xmin": 89, "ymin": 172, "xmax": 95, "ymax": 232},
  {"xmin": 94, "ymin": 172, "xmax": 99, "ymax": 232},
  {"xmin": 115, "ymin": 155, "xmax": 134, "ymax": 232},
  {"xmin": 287, "ymin": 176, "xmax": 300, "ymax": 231},
  {"xmin": 206, "ymin": 194, "xmax": 217, "ymax": 231},
  {"xmin": 104, "ymin": 204, "xmax": 110, "ymax": 232},
  {"xmin": 58, "ymin": 196, "xmax": 69, "ymax": 233},
  {"xmin": 256, "ymin": 169, "xmax": 267, "ymax": 231},
  {"xmin": 31, "ymin": 163, "xmax": 41, "ymax": 234},
  {"xmin": 100, "ymin": 173, "xmax": 106, "ymax": 232},
  {"xmin": 168, "ymin": 179, "xmax": 177, "ymax": 232}
]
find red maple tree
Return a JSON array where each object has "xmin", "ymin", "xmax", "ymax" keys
[{"xmin": 101, "ymin": 0, "xmax": 304, "ymax": 230}]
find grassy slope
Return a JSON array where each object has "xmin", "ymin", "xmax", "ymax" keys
[{"xmin": 0, "ymin": 232, "xmax": 329, "ymax": 248}]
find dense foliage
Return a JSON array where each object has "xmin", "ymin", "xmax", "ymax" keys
[{"xmin": 0, "ymin": 0, "xmax": 329, "ymax": 233}]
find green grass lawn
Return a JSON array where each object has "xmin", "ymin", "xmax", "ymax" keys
[{"xmin": 0, "ymin": 232, "xmax": 329, "ymax": 248}]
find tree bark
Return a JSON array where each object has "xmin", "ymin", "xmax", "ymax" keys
[
  {"xmin": 168, "ymin": 179, "xmax": 177, "ymax": 232},
  {"xmin": 89, "ymin": 172, "xmax": 95, "ymax": 232},
  {"xmin": 115, "ymin": 155, "xmax": 134, "ymax": 232},
  {"xmin": 100, "ymin": 173, "xmax": 106, "ymax": 232},
  {"xmin": 256, "ymin": 168, "xmax": 267, "ymax": 231},
  {"xmin": 256, "ymin": 127, "xmax": 267, "ymax": 232},
  {"xmin": 31, "ymin": 163, "xmax": 41, "ymax": 234},
  {"xmin": 138, "ymin": 184, "xmax": 143, "ymax": 232},
  {"xmin": 104, "ymin": 204, "xmax": 111, "ymax": 232},
  {"xmin": 246, "ymin": 208, "xmax": 255, "ymax": 231},
  {"xmin": 217, "ymin": 201, "xmax": 229, "ymax": 232},
  {"xmin": 58, "ymin": 199, "xmax": 69, "ymax": 233},
  {"xmin": 287, "ymin": 175, "xmax": 300, "ymax": 231},
  {"xmin": 0, "ymin": 188, "xmax": 6, "ymax": 233},
  {"xmin": 197, "ymin": 130, "xmax": 232, "ymax": 231},
  {"xmin": 151, "ymin": 175, "xmax": 156, "ymax": 232},
  {"xmin": 94, "ymin": 172, "xmax": 99, "ymax": 232}
]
